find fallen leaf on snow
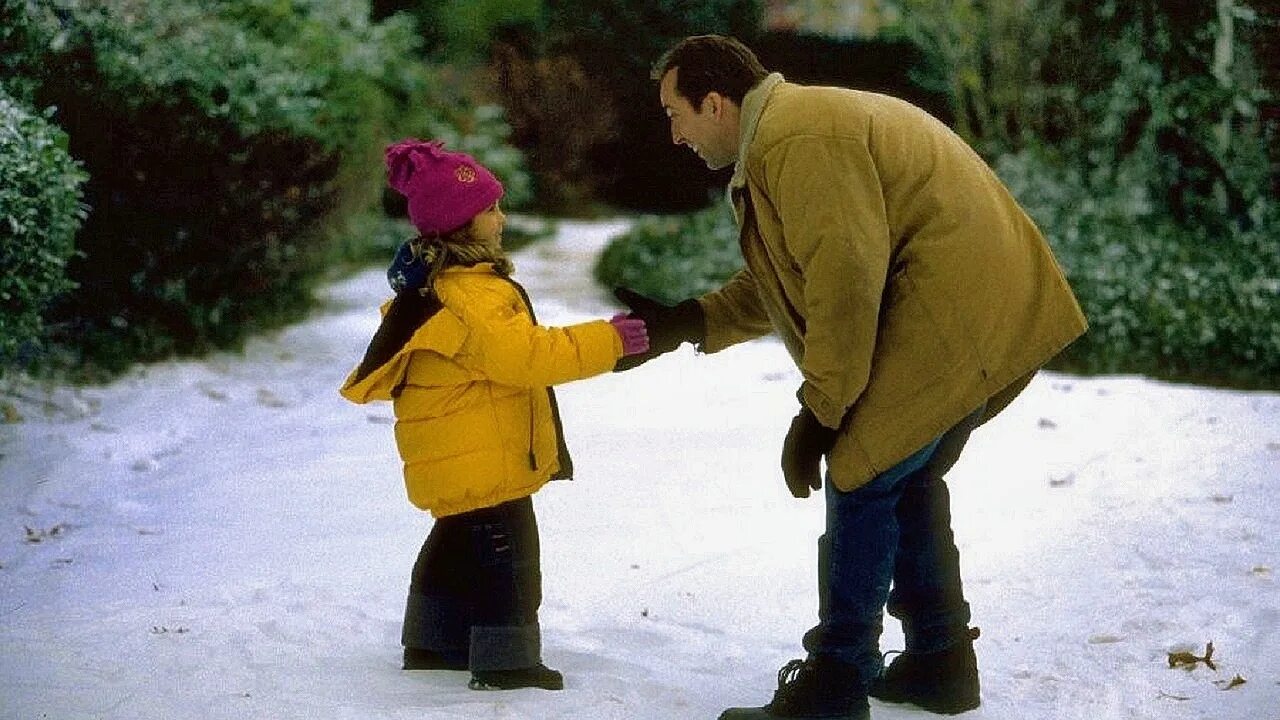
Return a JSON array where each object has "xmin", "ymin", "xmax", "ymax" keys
[
  {"xmin": 1214, "ymin": 674, "xmax": 1246, "ymax": 690},
  {"xmin": 1168, "ymin": 641, "xmax": 1216, "ymax": 671}
]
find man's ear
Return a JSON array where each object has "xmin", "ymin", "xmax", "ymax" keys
[{"xmin": 703, "ymin": 91, "xmax": 724, "ymax": 118}]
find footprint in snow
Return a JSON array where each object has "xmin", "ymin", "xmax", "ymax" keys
[
  {"xmin": 197, "ymin": 382, "xmax": 229, "ymax": 402},
  {"xmin": 131, "ymin": 457, "xmax": 158, "ymax": 472},
  {"xmin": 256, "ymin": 388, "xmax": 288, "ymax": 408}
]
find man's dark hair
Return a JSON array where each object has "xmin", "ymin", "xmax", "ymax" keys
[{"xmin": 652, "ymin": 35, "xmax": 768, "ymax": 107}]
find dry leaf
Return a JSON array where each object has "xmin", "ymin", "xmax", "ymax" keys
[
  {"xmin": 2, "ymin": 402, "xmax": 22, "ymax": 424},
  {"xmin": 1168, "ymin": 641, "xmax": 1216, "ymax": 670},
  {"xmin": 1214, "ymin": 674, "xmax": 1246, "ymax": 690}
]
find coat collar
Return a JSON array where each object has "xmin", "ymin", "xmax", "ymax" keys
[
  {"xmin": 438, "ymin": 261, "xmax": 507, "ymax": 278},
  {"xmin": 729, "ymin": 72, "xmax": 785, "ymax": 194},
  {"xmin": 442, "ymin": 262, "xmax": 496, "ymax": 273}
]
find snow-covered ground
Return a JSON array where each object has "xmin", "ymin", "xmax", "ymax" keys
[{"xmin": 1, "ymin": 220, "xmax": 1277, "ymax": 720}]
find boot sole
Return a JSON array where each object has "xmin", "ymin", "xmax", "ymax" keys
[
  {"xmin": 469, "ymin": 677, "xmax": 564, "ymax": 691},
  {"xmin": 870, "ymin": 689, "xmax": 979, "ymax": 715},
  {"xmin": 718, "ymin": 706, "xmax": 870, "ymax": 720}
]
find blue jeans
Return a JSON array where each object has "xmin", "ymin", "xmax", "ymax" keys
[{"xmin": 802, "ymin": 409, "xmax": 981, "ymax": 684}]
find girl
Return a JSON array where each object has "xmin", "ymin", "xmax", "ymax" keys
[{"xmin": 340, "ymin": 140, "xmax": 648, "ymax": 691}]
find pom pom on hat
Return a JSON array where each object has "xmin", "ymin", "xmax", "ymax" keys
[{"xmin": 385, "ymin": 139, "xmax": 504, "ymax": 236}]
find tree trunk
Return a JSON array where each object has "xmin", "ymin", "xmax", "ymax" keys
[{"xmin": 1214, "ymin": 0, "xmax": 1235, "ymax": 157}]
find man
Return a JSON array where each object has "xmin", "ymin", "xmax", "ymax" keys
[{"xmin": 614, "ymin": 35, "xmax": 1087, "ymax": 720}]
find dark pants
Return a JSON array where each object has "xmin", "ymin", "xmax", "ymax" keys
[
  {"xmin": 802, "ymin": 407, "xmax": 983, "ymax": 684},
  {"xmin": 401, "ymin": 496, "xmax": 544, "ymax": 671}
]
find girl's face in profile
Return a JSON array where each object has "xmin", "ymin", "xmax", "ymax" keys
[{"xmin": 470, "ymin": 201, "xmax": 506, "ymax": 249}]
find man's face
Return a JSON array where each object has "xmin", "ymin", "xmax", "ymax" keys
[{"xmin": 659, "ymin": 69, "xmax": 737, "ymax": 170}]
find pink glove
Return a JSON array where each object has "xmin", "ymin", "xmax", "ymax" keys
[{"xmin": 609, "ymin": 313, "xmax": 650, "ymax": 356}]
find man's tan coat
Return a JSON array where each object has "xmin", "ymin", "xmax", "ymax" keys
[{"xmin": 699, "ymin": 74, "xmax": 1088, "ymax": 491}]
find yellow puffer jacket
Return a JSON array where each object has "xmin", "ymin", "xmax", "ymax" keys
[{"xmin": 340, "ymin": 263, "xmax": 623, "ymax": 517}]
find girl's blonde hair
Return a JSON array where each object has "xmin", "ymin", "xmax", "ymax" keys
[{"xmin": 411, "ymin": 220, "xmax": 514, "ymax": 287}]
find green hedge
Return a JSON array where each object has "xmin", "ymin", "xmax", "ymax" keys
[
  {"xmin": 0, "ymin": 85, "xmax": 86, "ymax": 365},
  {"xmin": 995, "ymin": 150, "xmax": 1280, "ymax": 389},
  {"xmin": 371, "ymin": 0, "xmax": 543, "ymax": 62},
  {"xmin": 2, "ymin": 0, "xmax": 427, "ymax": 375},
  {"xmin": 593, "ymin": 206, "xmax": 742, "ymax": 305}
]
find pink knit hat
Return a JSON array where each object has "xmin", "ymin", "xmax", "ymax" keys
[{"xmin": 385, "ymin": 139, "xmax": 504, "ymax": 236}]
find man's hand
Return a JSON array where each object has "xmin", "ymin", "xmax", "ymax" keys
[
  {"xmin": 611, "ymin": 287, "xmax": 705, "ymax": 370},
  {"xmin": 781, "ymin": 405, "xmax": 840, "ymax": 498}
]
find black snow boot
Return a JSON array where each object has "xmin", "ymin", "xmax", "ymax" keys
[
  {"xmin": 469, "ymin": 663, "xmax": 564, "ymax": 691},
  {"xmin": 718, "ymin": 655, "xmax": 870, "ymax": 720},
  {"xmin": 868, "ymin": 627, "xmax": 980, "ymax": 714},
  {"xmin": 402, "ymin": 647, "xmax": 467, "ymax": 671}
]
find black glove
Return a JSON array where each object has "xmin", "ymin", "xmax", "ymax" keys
[
  {"xmin": 353, "ymin": 289, "xmax": 443, "ymax": 383},
  {"xmin": 781, "ymin": 404, "xmax": 840, "ymax": 498},
  {"xmin": 611, "ymin": 287, "xmax": 705, "ymax": 371}
]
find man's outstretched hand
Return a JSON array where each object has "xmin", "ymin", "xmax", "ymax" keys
[
  {"xmin": 611, "ymin": 287, "xmax": 705, "ymax": 371},
  {"xmin": 781, "ymin": 405, "xmax": 840, "ymax": 498}
]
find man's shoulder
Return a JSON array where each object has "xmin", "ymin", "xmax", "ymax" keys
[
  {"xmin": 753, "ymin": 83, "xmax": 936, "ymax": 155},
  {"xmin": 749, "ymin": 83, "xmax": 872, "ymax": 156},
  {"xmin": 770, "ymin": 82, "xmax": 873, "ymax": 113}
]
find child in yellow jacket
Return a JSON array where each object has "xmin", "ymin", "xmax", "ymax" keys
[{"xmin": 340, "ymin": 140, "xmax": 648, "ymax": 691}]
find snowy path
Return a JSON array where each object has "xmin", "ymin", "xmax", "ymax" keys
[{"xmin": 1, "ymin": 220, "xmax": 1278, "ymax": 719}]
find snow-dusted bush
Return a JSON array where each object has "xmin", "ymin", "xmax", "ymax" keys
[
  {"xmin": 997, "ymin": 150, "xmax": 1279, "ymax": 389},
  {"xmin": 2, "ymin": 0, "xmax": 425, "ymax": 375},
  {"xmin": 0, "ymin": 86, "xmax": 85, "ymax": 366},
  {"xmin": 593, "ymin": 206, "xmax": 742, "ymax": 306}
]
